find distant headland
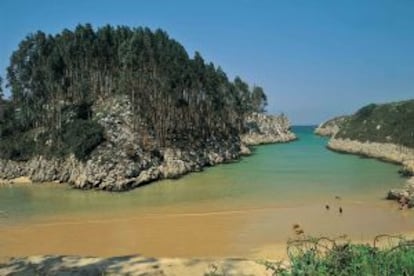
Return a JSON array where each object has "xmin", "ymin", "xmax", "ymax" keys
[{"xmin": 316, "ymin": 99, "xmax": 414, "ymax": 207}]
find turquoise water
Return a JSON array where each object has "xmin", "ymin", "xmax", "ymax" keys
[{"xmin": 0, "ymin": 126, "xmax": 406, "ymax": 221}]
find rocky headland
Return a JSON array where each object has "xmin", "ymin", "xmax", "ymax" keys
[
  {"xmin": 241, "ymin": 112, "xmax": 296, "ymax": 145},
  {"xmin": 318, "ymin": 100, "xmax": 414, "ymax": 207},
  {"xmin": 0, "ymin": 96, "xmax": 295, "ymax": 191},
  {"xmin": 0, "ymin": 25, "xmax": 297, "ymax": 192},
  {"xmin": 314, "ymin": 115, "xmax": 349, "ymax": 137}
]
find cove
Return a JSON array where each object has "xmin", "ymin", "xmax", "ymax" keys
[{"xmin": 0, "ymin": 126, "xmax": 413, "ymax": 260}]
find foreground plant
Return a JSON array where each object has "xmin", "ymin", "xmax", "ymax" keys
[{"xmin": 266, "ymin": 235, "xmax": 414, "ymax": 275}]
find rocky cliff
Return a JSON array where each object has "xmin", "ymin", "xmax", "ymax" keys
[
  {"xmin": 241, "ymin": 112, "xmax": 296, "ymax": 145},
  {"xmin": 314, "ymin": 116, "xmax": 349, "ymax": 137},
  {"xmin": 0, "ymin": 96, "xmax": 295, "ymax": 191}
]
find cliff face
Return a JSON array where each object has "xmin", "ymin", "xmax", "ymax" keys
[
  {"xmin": 0, "ymin": 96, "xmax": 295, "ymax": 191},
  {"xmin": 314, "ymin": 116, "xmax": 349, "ymax": 137},
  {"xmin": 241, "ymin": 112, "xmax": 296, "ymax": 145}
]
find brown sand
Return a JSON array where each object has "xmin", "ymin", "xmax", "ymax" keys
[
  {"xmin": 1, "ymin": 200, "xmax": 414, "ymax": 261},
  {"xmin": 0, "ymin": 176, "xmax": 32, "ymax": 185}
]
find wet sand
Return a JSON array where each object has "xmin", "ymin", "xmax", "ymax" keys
[{"xmin": 1, "ymin": 199, "xmax": 414, "ymax": 261}]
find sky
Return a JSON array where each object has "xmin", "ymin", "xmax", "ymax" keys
[{"xmin": 0, "ymin": 0, "xmax": 413, "ymax": 124}]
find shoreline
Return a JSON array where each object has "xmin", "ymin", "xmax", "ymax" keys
[
  {"xmin": 2, "ymin": 132, "xmax": 414, "ymax": 274},
  {"xmin": 1, "ymin": 199, "xmax": 413, "ymax": 260},
  {"xmin": 327, "ymin": 138, "xmax": 414, "ymax": 175},
  {"xmin": 1, "ymin": 232, "xmax": 414, "ymax": 275},
  {"xmin": 0, "ymin": 107, "xmax": 297, "ymax": 192},
  {"xmin": 0, "ymin": 134, "xmax": 296, "ymax": 191},
  {"xmin": 327, "ymin": 138, "xmax": 414, "ymax": 207}
]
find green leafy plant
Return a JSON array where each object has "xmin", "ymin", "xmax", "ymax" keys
[
  {"xmin": 268, "ymin": 235, "xmax": 414, "ymax": 275},
  {"xmin": 62, "ymin": 119, "xmax": 104, "ymax": 160}
]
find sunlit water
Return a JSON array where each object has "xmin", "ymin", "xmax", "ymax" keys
[{"xmin": 0, "ymin": 126, "xmax": 412, "ymax": 259}]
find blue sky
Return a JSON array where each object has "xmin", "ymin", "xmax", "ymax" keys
[{"xmin": 1, "ymin": 0, "xmax": 413, "ymax": 124}]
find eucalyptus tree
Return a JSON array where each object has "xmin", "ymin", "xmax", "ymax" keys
[
  {"xmin": 251, "ymin": 86, "xmax": 267, "ymax": 112},
  {"xmin": 0, "ymin": 76, "xmax": 3, "ymax": 99},
  {"xmin": 2, "ymin": 24, "xmax": 269, "ymax": 160}
]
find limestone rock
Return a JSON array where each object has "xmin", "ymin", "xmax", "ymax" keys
[
  {"xmin": 241, "ymin": 112, "xmax": 296, "ymax": 145},
  {"xmin": 0, "ymin": 96, "xmax": 297, "ymax": 192},
  {"xmin": 314, "ymin": 116, "xmax": 349, "ymax": 137},
  {"xmin": 240, "ymin": 144, "xmax": 251, "ymax": 155},
  {"xmin": 387, "ymin": 189, "xmax": 407, "ymax": 200}
]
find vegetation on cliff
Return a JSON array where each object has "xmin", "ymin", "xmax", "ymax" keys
[
  {"xmin": 335, "ymin": 100, "xmax": 414, "ymax": 148},
  {"xmin": 314, "ymin": 115, "xmax": 349, "ymax": 137},
  {"xmin": 0, "ymin": 24, "xmax": 268, "ymax": 161}
]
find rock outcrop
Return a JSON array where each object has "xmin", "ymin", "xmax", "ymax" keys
[
  {"xmin": 241, "ymin": 112, "xmax": 296, "ymax": 145},
  {"xmin": 314, "ymin": 116, "xmax": 349, "ymax": 137},
  {"xmin": 327, "ymin": 138, "xmax": 414, "ymax": 173},
  {"xmin": 386, "ymin": 178, "xmax": 414, "ymax": 208},
  {"xmin": 0, "ymin": 96, "xmax": 295, "ymax": 191}
]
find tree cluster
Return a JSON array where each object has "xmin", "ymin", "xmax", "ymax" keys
[{"xmin": 1, "ymin": 24, "xmax": 268, "ymax": 160}]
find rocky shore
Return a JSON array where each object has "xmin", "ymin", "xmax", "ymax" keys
[
  {"xmin": 318, "ymin": 99, "xmax": 414, "ymax": 208},
  {"xmin": 387, "ymin": 178, "xmax": 414, "ymax": 209},
  {"xmin": 0, "ymin": 96, "xmax": 296, "ymax": 191},
  {"xmin": 328, "ymin": 138, "xmax": 414, "ymax": 207},
  {"xmin": 328, "ymin": 138, "xmax": 414, "ymax": 173},
  {"xmin": 0, "ymin": 255, "xmax": 284, "ymax": 276}
]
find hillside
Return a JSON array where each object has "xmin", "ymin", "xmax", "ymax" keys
[
  {"xmin": 0, "ymin": 24, "xmax": 295, "ymax": 191},
  {"xmin": 321, "ymin": 100, "xmax": 414, "ymax": 207},
  {"xmin": 335, "ymin": 100, "xmax": 414, "ymax": 148},
  {"xmin": 323, "ymin": 100, "xmax": 414, "ymax": 171},
  {"xmin": 314, "ymin": 115, "xmax": 349, "ymax": 137}
]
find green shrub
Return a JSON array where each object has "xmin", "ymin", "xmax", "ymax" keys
[
  {"xmin": 269, "ymin": 236, "xmax": 414, "ymax": 275},
  {"xmin": 337, "ymin": 100, "xmax": 414, "ymax": 148},
  {"xmin": 0, "ymin": 117, "xmax": 104, "ymax": 161},
  {"xmin": 62, "ymin": 119, "xmax": 104, "ymax": 160},
  {"xmin": 355, "ymin": 103, "xmax": 377, "ymax": 118},
  {"xmin": 0, "ymin": 133, "xmax": 37, "ymax": 161},
  {"xmin": 0, "ymin": 97, "xmax": 104, "ymax": 161}
]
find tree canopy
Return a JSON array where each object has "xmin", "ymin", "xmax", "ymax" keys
[
  {"xmin": 0, "ymin": 76, "xmax": 3, "ymax": 100},
  {"xmin": 1, "ymin": 24, "xmax": 269, "ymax": 160}
]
